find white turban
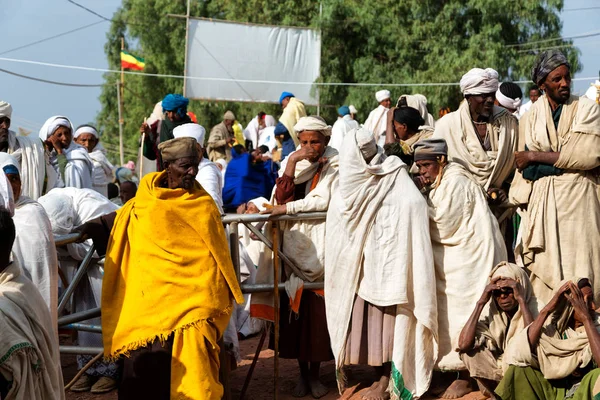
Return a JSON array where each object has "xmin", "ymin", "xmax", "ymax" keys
[
  {"xmin": 0, "ymin": 169, "xmax": 14, "ymax": 217},
  {"xmin": 294, "ymin": 116, "xmax": 332, "ymax": 137},
  {"xmin": 39, "ymin": 116, "xmax": 73, "ymax": 140},
  {"xmin": 349, "ymin": 105, "xmax": 358, "ymax": 114},
  {"xmin": 495, "ymin": 88, "xmax": 522, "ymax": 110},
  {"xmin": 376, "ymin": 90, "xmax": 391, "ymax": 103},
  {"xmin": 173, "ymin": 123, "xmax": 206, "ymax": 146},
  {"xmin": 0, "ymin": 101, "xmax": 12, "ymax": 119},
  {"xmin": 356, "ymin": 127, "xmax": 377, "ymax": 161},
  {"xmin": 460, "ymin": 68, "xmax": 499, "ymax": 95},
  {"xmin": 74, "ymin": 126, "xmax": 99, "ymax": 139},
  {"xmin": 248, "ymin": 196, "xmax": 270, "ymax": 212},
  {"xmin": 0, "ymin": 153, "xmax": 20, "ymax": 175}
]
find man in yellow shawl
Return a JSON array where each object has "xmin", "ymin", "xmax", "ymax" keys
[
  {"xmin": 511, "ymin": 50, "xmax": 600, "ymax": 305},
  {"xmin": 82, "ymin": 136, "xmax": 243, "ymax": 399}
]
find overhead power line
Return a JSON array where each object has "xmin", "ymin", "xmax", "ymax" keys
[
  {"xmin": 0, "ymin": 56, "xmax": 596, "ymax": 87},
  {"xmin": 505, "ymin": 30, "xmax": 600, "ymax": 47},
  {"xmin": 66, "ymin": 0, "xmax": 111, "ymax": 21},
  {"xmin": 0, "ymin": 67, "xmax": 103, "ymax": 87}
]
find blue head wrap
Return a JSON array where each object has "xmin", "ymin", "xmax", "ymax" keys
[
  {"xmin": 279, "ymin": 92, "xmax": 294, "ymax": 105},
  {"xmin": 2, "ymin": 165, "xmax": 19, "ymax": 176},
  {"xmin": 162, "ymin": 94, "xmax": 189, "ymax": 118},
  {"xmin": 338, "ymin": 105, "xmax": 350, "ymax": 116},
  {"xmin": 274, "ymin": 122, "xmax": 289, "ymax": 136}
]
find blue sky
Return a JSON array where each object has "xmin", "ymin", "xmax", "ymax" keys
[{"xmin": 1, "ymin": 0, "xmax": 598, "ymax": 134}]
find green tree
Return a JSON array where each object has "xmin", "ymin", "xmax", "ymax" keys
[{"xmin": 97, "ymin": 0, "xmax": 579, "ymax": 163}]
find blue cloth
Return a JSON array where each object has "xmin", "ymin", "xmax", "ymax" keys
[
  {"xmin": 279, "ymin": 91, "xmax": 294, "ymax": 104},
  {"xmin": 222, "ymin": 148, "xmax": 279, "ymax": 210},
  {"xmin": 338, "ymin": 105, "xmax": 350, "ymax": 116},
  {"xmin": 281, "ymin": 137, "xmax": 296, "ymax": 161},
  {"xmin": 274, "ymin": 122, "xmax": 288, "ymax": 136},
  {"xmin": 161, "ymin": 94, "xmax": 189, "ymax": 117},
  {"xmin": 2, "ymin": 165, "xmax": 19, "ymax": 176}
]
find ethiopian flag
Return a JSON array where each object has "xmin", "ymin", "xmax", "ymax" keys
[{"xmin": 120, "ymin": 51, "xmax": 145, "ymax": 71}]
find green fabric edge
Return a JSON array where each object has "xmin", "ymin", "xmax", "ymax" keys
[
  {"xmin": 390, "ymin": 362, "xmax": 413, "ymax": 400},
  {"xmin": 0, "ymin": 342, "xmax": 34, "ymax": 366}
]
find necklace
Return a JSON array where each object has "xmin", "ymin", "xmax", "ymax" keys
[{"xmin": 472, "ymin": 120, "xmax": 487, "ymax": 125}]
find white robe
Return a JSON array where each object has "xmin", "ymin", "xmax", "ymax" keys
[
  {"xmin": 363, "ymin": 105, "xmax": 389, "ymax": 146},
  {"xmin": 12, "ymin": 196, "xmax": 59, "ymax": 330},
  {"xmin": 196, "ymin": 157, "xmax": 224, "ymax": 214},
  {"xmin": 258, "ymin": 126, "xmax": 277, "ymax": 152},
  {"xmin": 0, "ymin": 261, "xmax": 64, "ymax": 400},
  {"xmin": 325, "ymin": 131, "xmax": 438, "ymax": 397},
  {"xmin": 329, "ymin": 115, "xmax": 360, "ymax": 151},
  {"xmin": 243, "ymin": 115, "xmax": 276, "ymax": 149},
  {"xmin": 6, "ymin": 131, "xmax": 56, "ymax": 200},
  {"xmin": 88, "ymin": 143, "xmax": 114, "ymax": 197},
  {"xmin": 62, "ymin": 142, "xmax": 94, "ymax": 190},
  {"xmin": 428, "ymin": 163, "xmax": 507, "ymax": 370}
]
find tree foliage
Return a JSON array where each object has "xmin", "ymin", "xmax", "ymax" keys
[{"xmin": 97, "ymin": 0, "xmax": 579, "ymax": 163}]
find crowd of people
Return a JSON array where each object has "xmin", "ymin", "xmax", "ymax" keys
[{"xmin": 0, "ymin": 48, "xmax": 599, "ymax": 400}]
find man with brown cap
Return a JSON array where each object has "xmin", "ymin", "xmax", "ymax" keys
[
  {"xmin": 414, "ymin": 138, "xmax": 507, "ymax": 399},
  {"xmin": 77, "ymin": 136, "xmax": 244, "ymax": 399},
  {"xmin": 511, "ymin": 50, "xmax": 600, "ymax": 304},
  {"xmin": 207, "ymin": 110, "xmax": 236, "ymax": 162}
]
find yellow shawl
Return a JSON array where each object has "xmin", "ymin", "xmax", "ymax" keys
[
  {"xmin": 102, "ymin": 171, "xmax": 243, "ymax": 399},
  {"xmin": 279, "ymin": 97, "xmax": 307, "ymax": 146}
]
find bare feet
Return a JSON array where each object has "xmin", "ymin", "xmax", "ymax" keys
[
  {"xmin": 293, "ymin": 375, "xmax": 310, "ymax": 398},
  {"xmin": 361, "ymin": 376, "xmax": 390, "ymax": 400},
  {"xmin": 441, "ymin": 379, "xmax": 473, "ymax": 399},
  {"xmin": 309, "ymin": 378, "xmax": 329, "ymax": 399}
]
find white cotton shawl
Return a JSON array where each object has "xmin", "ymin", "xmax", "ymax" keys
[
  {"xmin": 7, "ymin": 131, "xmax": 48, "ymax": 200},
  {"xmin": 63, "ymin": 142, "xmax": 94, "ymax": 189},
  {"xmin": 196, "ymin": 157, "xmax": 224, "ymax": 214},
  {"xmin": 325, "ymin": 130, "xmax": 438, "ymax": 396},
  {"xmin": 432, "ymin": 101, "xmax": 517, "ymax": 191},
  {"xmin": 12, "ymin": 196, "xmax": 59, "ymax": 330},
  {"xmin": 363, "ymin": 105, "xmax": 389, "ymax": 145},
  {"xmin": 88, "ymin": 143, "xmax": 114, "ymax": 197},
  {"xmin": 329, "ymin": 115, "xmax": 360, "ymax": 151},
  {"xmin": 428, "ymin": 163, "xmax": 507, "ymax": 370},
  {"xmin": 0, "ymin": 261, "xmax": 65, "ymax": 400},
  {"xmin": 0, "ymin": 168, "xmax": 13, "ymax": 215}
]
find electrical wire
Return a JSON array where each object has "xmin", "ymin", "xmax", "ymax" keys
[{"xmin": 0, "ymin": 67, "xmax": 103, "ymax": 87}]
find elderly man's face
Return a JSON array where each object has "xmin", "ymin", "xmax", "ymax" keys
[
  {"xmin": 165, "ymin": 110, "xmax": 181, "ymax": 122},
  {"xmin": 5, "ymin": 172, "xmax": 21, "ymax": 200},
  {"xmin": 166, "ymin": 156, "xmax": 199, "ymax": 190},
  {"xmin": 529, "ymin": 89, "xmax": 541, "ymax": 103},
  {"xmin": 224, "ymin": 119, "xmax": 234, "ymax": 130},
  {"xmin": 380, "ymin": 98, "xmax": 392, "ymax": 109},
  {"xmin": 416, "ymin": 159, "xmax": 442, "ymax": 185},
  {"xmin": 74, "ymin": 133, "xmax": 98, "ymax": 153},
  {"xmin": 298, "ymin": 130, "xmax": 328, "ymax": 163},
  {"xmin": 0, "ymin": 117, "xmax": 10, "ymax": 145},
  {"xmin": 468, "ymin": 92, "xmax": 495, "ymax": 118},
  {"xmin": 281, "ymin": 97, "xmax": 291, "ymax": 109},
  {"xmin": 52, "ymin": 126, "xmax": 73, "ymax": 149},
  {"xmin": 541, "ymin": 65, "xmax": 571, "ymax": 105}
]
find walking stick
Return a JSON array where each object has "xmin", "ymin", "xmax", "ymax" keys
[
  {"xmin": 272, "ymin": 222, "xmax": 280, "ymax": 400},
  {"xmin": 239, "ymin": 329, "xmax": 267, "ymax": 400}
]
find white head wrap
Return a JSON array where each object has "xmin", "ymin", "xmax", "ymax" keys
[
  {"xmin": 460, "ymin": 68, "xmax": 500, "ymax": 95},
  {"xmin": 39, "ymin": 116, "xmax": 73, "ymax": 140},
  {"xmin": 0, "ymin": 101, "xmax": 13, "ymax": 119},
  {"xmin": 495, "ymin": 88, "xmax": 522, "ymax": 110},
  {"xmin": 173, "ymin": 123, "xmax": 206, "ymax": 146},
  {"xmin": 356, "ymin": 127, "xmax": 377, "ymax": 161},
  {"xmin": 583, "ymin": 81, "xmax": 600, "ymax": 101},
  {"xmin": 0, "ymin": 169, "xmax": 14, "ymax": 216},
  {"xmin": 38, "ymin": 190, "xmax": 76, "ymax": 235},
  {"xmin": 294, "ymin": 116, "xmax": 332, "ymax": 137},
  {"xmin": 0, "ymin": 153, "xmax": 20, "ymax": 175},
  {"xmin": 349, "ymin": 105, "xmax": 358, "ymax": 114},
  {"xmin": 74, "ymin": 126, "xmax": 99, "ymax": 139},
  {"xmin": 147, "ymin": 101, "xmax": 164, "ymax": 126},
  {"xmin": 248, "ymin": 196, "xmax": 270, "ymax": 212},
  {"xmin": 376, "ymin": 90, "xmax": 391, "ymax": 103},
  {"xmin": 264, "ymin": 115, "xmax": 276, "ymax": 127}
]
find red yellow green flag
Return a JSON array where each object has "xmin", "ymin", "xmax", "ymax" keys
[{"xmin": 120, "ymin": 51, "xmax": 145, "ymax": 71}]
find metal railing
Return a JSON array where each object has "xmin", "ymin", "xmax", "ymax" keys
[{"xmin": 55, "ymin": 211, "xmax": 327, "ymax": 399}]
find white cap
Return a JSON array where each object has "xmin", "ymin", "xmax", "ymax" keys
[
  {"xmin": 349, "ymin": 105, "xmax": 358, "ymax": 114},
  {"xmin": 173, "ymin": 123, "xmax": 206, "ymax": 147},
  {"xmin": 0, "ymin": 101, "xmax": 12, "ymax": 119},
  {"xmin": 375, "ymin": 90, "xmax": 391, "ymax": 103}
]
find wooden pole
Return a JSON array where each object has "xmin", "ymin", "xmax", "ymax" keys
[
  {"xmin": 272, "ymin": 222, "xmax": 280, "ymax": 400},
  {"xmin": 182, "ymin": 0, "xmax": 191, "ymax": 96},
  {"xmin": 118, "ymin": 37, "xmax": 125, "ymax": 165}
]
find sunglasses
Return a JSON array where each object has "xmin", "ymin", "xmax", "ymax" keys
[{"xmin": 493, "ymin": 287, "xmax": 513, "ymax": 297}]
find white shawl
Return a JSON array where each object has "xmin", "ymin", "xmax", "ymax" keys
[
  {"xmin": 329, "ymin": 115, "xmax": 360, "ymax": 151},
  {"xmin": 63, "ymin": 142, "xmax": 94, "ymax": 190},
  {"xmin": 12, "ymin": 196, "xmax": 59, "ymax": 330},
  {"xmin": 363, "ymin": 105, "xmax": 389, "ymax": 146},
  {"xmin": 196, "ymin": 157, "xmax": 224, "ymax": 214},
  {"xmin": 88, "ymin": 143, "xmax": 114, "ymax": 197},
  {"xmin": 325, "ymin": 130, "xmax": 438, "ymax": 397},
  {"xmin": 7, "ymin": 131, "xmax": 49, "ymax": 200},
  {"xmin": 0, "ymin": 261, "xmax": 64, "ymax": 400},
  {"xmin": 432, "ymin": 101, "xmax": 517, "ymax": 190},
  {"xmin": 428, "ymin": 163, "xmax": 507, "ymax": 370}
]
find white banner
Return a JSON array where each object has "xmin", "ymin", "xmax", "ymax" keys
[{"xmin": 185, "ymin": 18, "xmax": 321, "ymax": 105}]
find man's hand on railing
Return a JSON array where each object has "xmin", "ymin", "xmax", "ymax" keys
[{"xmin": 260, "ymin": 204, "xmax": 287, "ymax": 217}]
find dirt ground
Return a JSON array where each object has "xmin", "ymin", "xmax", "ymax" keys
[{"xmin": 63, "ymin": 335, "xmax": 484, "ymax": 400}]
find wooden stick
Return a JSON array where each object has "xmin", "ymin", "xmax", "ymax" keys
[
  {"xmin": 64, "ymin": 352, "xmax": 104, "ymax": 390},
  {"xmin": 239, "ymin": 329, "xmax": 267, "ymax": 400},
  {"xmin": 272, "ymin": 222, "xmax": 280, "ymax": 400}
]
